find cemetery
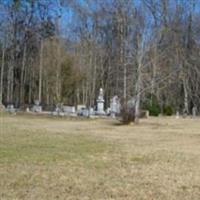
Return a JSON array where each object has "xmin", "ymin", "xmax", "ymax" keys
[
  {"xmin": 3, "ymin": 87, "xmax": 199, "ymax": 122},
  {"xmin": 4, "ymin": 88, "xmax": 123, "ymax": 118},
  {"xmin": 1, "ymin": 1, "xmax": 200, "ymax": 199},
  {"xmin": 1, "ymin": 88, "xmax": 200, "ymax": 200}
]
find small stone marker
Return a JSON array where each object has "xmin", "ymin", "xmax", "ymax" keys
[
  {"xmin": 145, "ymin": 110, "xmax": 149, "ymax": 118},
  {"xmin": 192, "ymin": 106, "xmax": 197, "ymax": 118},
  {"xmin": 26, "ymin": 107, "xmax": 30, "ymax": 112},
  {"xmin": 89, "ymin": 107, "xmax": 94, "ymax": 115},
  {"xmin": 77, "ymin": 105, "xmax": 86, "ymax": 116},
  {"xmin": 59, "ymin": 112, "xmax": 65, "ymax": 117},
  {"xmin": 82, "ymin": 109, "xmax": 89, "ymax": 117},
  {"xmin": 106, "ymin": 107, "xmax": 111, "ymax": 115},
  {"xmin": 52, "ymin": 105, "xmax": 61, "ymax": 116},
  {"xmin": 176, "ymin": 111, "xmax": 180, "ymax": 119}
]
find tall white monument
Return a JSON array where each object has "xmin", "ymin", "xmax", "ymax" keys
[{"xmin": 97, "ymin": 88, "xmax": 105, "ymax": 115}]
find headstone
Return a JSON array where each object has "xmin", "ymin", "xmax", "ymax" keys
[
  {"xmin": 82, "ymin": 109, "xmax": 89, "ymax": 117},
  {"xmin": 59, "ymin": 112, "xmax": 65, "ymax": 117},
  {"xmin": 34, "ymin": 100, "xmax": 40, "ymax": 106},
  {"xmin": 176, "ymin": 111, "xmax": 180, "ymax": 119},
  {"xmin": 6, "ymin": 104, "xmax": 16, "ymax": 114},
  {"xmin": 77, "ymin": 105, "xmax": 86, "ymax": 111},
  {"xmin": 26, "ymin": 107, "xmax": 30, "ymax": 112},
  {"xmin": 52, "ymin": 106, "xmax": 60, "ymax": 116},
  {"xmin": 52, "ymin": 111, "xmax": 58, "ymax": 116},
  {"xmin": 32, "ymin": 105, "xmax": 42, "ymax": 113},
  {"xmin": 106, "ymin": 107, "xmax": 111, "ymax": 115},
  {"xmin": 62, "ymin": 106, "xmax": 76, "ymax": 114},
  {"xmin": 96, "ymin": 88, "xmax": 105, "ymax": 115},
  {"xmin": 55, "ymin": 106, "xmax": 61, "ymax": 113},
  {"xmin": 89, "ymin": 107, "xmax": 95, "ymax": 115},
  {"xmin": 192, "ymin": 106, "xmax": 197, "ymax": 118},
  {"xmin": 145, "ymin": 110, "xmax": 150, "ymax": 118},
  {"xmin": 77, "ymin": 105, "xmax": 86, "ymax": 116},
  {"xmin": 110, "ymin": 96, "xmax": 120, "ymax": 118},
  {"xmin": 32, "ymin": 100, "xmax": 42, "ymax": 113}
]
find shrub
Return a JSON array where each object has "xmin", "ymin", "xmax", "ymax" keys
[
  {"xmin": 144, "ymin": 94, "xmax": 161, "ymax": 116},
  {"xmin": 163, "ymin": 105, "xmax": 174, "ymax": 116},
  {"xmin": 120, "ymin": 105, "xmax": 135, "ymax": 124},
  {"xmin": 147, "ymin": 104, "xmax": 161, "ymax": 116}
]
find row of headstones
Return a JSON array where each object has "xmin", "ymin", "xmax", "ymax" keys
[
  {"xmin": 3, "ymin": 88, "xmax": 198, "ymax": 118},
  {"xmin": 4, "ymin": 98, "xmax": 120, "ymax": 118},
  {"xmin": 52, "ymin": 104, "xmax": 119, "ymax": 117},
  {"xmin": 176, "ymin": 107, "xmax": 198, "ymax": 119},
  {"xmin": 4, "ymin": 102, "xmax": 199, "ymax": 118},
  {"xmin": 52, "ymin": 105, "xmax": 88, "ymax": 117},
  {"xmin": 49, "ymin": 88, "xmax": 121, "ymax": 117}
]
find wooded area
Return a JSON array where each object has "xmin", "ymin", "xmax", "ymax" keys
[{"xmin": 0, "ymin": 0, "xmax": 200, "ymax": 115}]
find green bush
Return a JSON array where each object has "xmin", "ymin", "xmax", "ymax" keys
[
  {"xmin": 144, "ymin": 94, "xmax": 161, "ymax": 116},
  {"xmin": 163, "ymin": 105, "xmax": 174, "ymax": 116},
  {"xmin": 147, "ymin": 104, "xmax": 161, "ymax": 116}
]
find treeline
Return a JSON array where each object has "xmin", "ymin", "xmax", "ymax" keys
[{"xmin": 0, "ymin": 0, "xmax": 200, "ymax": 115}]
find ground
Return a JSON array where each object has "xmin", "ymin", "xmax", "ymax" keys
[{"xmin": 0, "ymin": 113, "xmax": 200, "ymax": 200}]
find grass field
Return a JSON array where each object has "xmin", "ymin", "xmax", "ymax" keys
[{"xmin": 1, "ymin": 113, "xmax": 200, "ymax": 200}]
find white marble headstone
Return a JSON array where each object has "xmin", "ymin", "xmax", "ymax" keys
[{"xmin": 97, "ymin": 88, "xmax": 105, "ymax": 115}]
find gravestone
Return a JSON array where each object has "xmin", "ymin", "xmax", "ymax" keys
[
  {"xmin": 89, "ymin": 107, "xmax": 95, "ymax": 115},
  {"xmin": 62, "ymin": 106, "xmax": 76, "ymax": 113},
  {"xmin": 106, "ymin": 107, "xmax": 111, "ymax": 115},
  {"xmin": 192, "ymin": 106, "xmax": 197, "ymax": 118},
  {"xmin": 52, "ymin": 111, "xmax": 58, "ymax": 116},
  {"xmin": 82, "ymin": 109, "xmax": 89, "ymax": 117},
  {"xmin": 77, "ymin": 105, "xmax": 86, "ymax": 111},
  {"xmin": 176, "ymin": 111, "xmax": 180, "ymax": 119},
  {"xmin": 6, "ymin": 104, "xmax": 15, "ymax": 114},
  {"xmin": 145, "ymin": 110, "xmax": 150, "ymax": 118},
  {"xmin": 52, "ymin": 106, "xmax": 61, "ymax": 116},
  {"xmin": 77, "ymin": 105, "xmax": 86, "ymax": 116},
  {"xmin": 96, "ymin": 88, "xmax": 105, "ymax": 115},
  {"xmin": 110, "ymin": 96, "xmax": 120, "ymax": 118},
  {"xmin": 59, "ymin": 112, "xmax": 65, "ymax": 117},
  {"xmin": 32, "ymin": 100, "xmax": 42, "ymax": 113}
]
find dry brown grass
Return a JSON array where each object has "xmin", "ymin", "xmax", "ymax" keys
[{"xmin": 1, "ymin": 113, "xmax": 200, "ymax": 199}]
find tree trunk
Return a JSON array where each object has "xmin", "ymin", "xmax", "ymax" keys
[
  {"xmin": 135, "ymin": 62, "xmax": 142, "ymax": 124},
  {"xmin": 56, "ymin": 39, "xmax": 61, "ymax": 103},
  {"xmin": 123, "ymin": 64, "xmax": 127, "ymax": 100},
  {"xmin": 0, "ymin": 46, "xmax": 5, "ymax": 104},
  {"xmin": 183, "ymin": 79, "xmax": 189, "ymax": 114},
  {"xmin": 20, "ymin": 45, "xmax": 27, "ymax": 105},
  {"xmin": 38, "ymin": 40, "xmax": 44, "ymax": 103}
]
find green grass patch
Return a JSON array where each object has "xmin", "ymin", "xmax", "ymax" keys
[{"xmin": 0, "ymin": 128, "xmax": 114, "ymax": 166}]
